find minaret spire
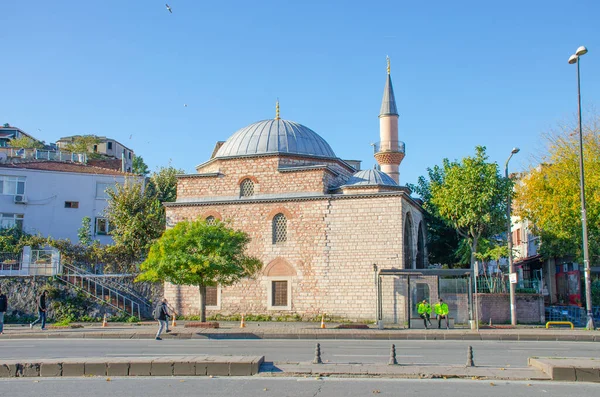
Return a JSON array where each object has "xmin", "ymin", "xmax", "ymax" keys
[
  {"xmin": 374, "ymin": 57, "xmax": 404, "ymax": 184},
  {"xmin": 275, "ymin": 99, "xmax": 280, "ymax": 120}
]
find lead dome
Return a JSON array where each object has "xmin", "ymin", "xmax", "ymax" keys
[{"xmin": 214, "ymin": 119, "xmax": 337, "ymax": 159}]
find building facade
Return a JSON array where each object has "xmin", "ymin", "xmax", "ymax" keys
[
  {"xmin": 0, "ymin": 161, "xmax": 138, "ymax": 244},
  {"xmin": 56, "ymin": 136, "xmax": 135, "ymax": 172},
  {"xmin": 164, "ymin": 63, "xmax": 426, "ymax": 321}
]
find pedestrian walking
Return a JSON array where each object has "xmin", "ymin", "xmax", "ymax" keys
[
  {"xmin": 0, "ymin": 287, "xmax": 7, "ymax": 335},
  {"xmin": 434, "ymin": 298, "xmax": 450, "ymax": 329},
  {"xmin": 154, "ymin": 298, "xmax": 171, "ymax": 340},
  {"xmin": 417, "ymin": 299, "xmax": 432, "ymax": 329},
  {"xmin": 30, "ymin": 290, "xmax": 48, "ymax": 330}
]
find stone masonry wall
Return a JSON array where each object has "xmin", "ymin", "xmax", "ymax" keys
[{"xmin": 476, "ymin": 293, "xmax": 544, "ymax": 324}]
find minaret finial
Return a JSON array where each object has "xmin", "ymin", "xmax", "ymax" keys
[
  {"xmin": 386, "ymin": 56, "xmax": 390, "ymax": 75},
  {"xmin": 275, "ymin": 99, "xmax": 280, "ymax": 120}
]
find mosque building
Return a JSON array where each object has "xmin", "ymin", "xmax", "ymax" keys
[{"xmin": 164, "ymin": 61, "xmax": 427, "ymax": 321}]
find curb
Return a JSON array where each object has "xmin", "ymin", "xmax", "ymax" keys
[{"xmin": 0, "ymin": 356, "xmax": 265, "ymax": 378}]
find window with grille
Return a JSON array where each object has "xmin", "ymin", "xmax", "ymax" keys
[
  {"xmin": 206, "ymin": 216, "xmax": 216, "ymax": 226},
  {"xmin": 240, "ymin": 178, "xmax": 254, "ymax": 197},
  {"xmin": 271, "ymin": 281, "xmax": 288, "ymax": 307},
  {"xmin": 272, "ymin": 213, "xmax": 287, "ymax": 244},
  {"xmin": 205, "ymin": 286, "xmax": 218, "ymax": 306}
]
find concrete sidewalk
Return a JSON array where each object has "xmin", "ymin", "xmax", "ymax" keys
[{"xmin": 2, "ymin": 321, "xmax": 600, "ymax": 341}]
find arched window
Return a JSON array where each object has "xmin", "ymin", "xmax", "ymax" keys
[
  {"xmin": 206, "ymin": 216, "xmax": 216, "ymax": 226},
  {"xmin": 404, "ymin": 214, "xmax": 414, "ymax": 269},
  {"xmin": 240, "ymin": 178, "xmax": 254, "ymax": 197},
  {"xmin": 416, "ymin": 222, "xmax": 426, "ymax": 269},
  {"xmin": 272, "ymin": 213, "xmax": 287, "ymax": 244}
]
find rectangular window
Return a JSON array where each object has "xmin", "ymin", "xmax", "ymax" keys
[
  {"xmin": 206, "ymin": 286, "xmax": 218, "ymax": 307},
  {"xmin": 64, "ymin": 201, "xmax": 79, "ymax": 208},
  {"xmin": 128, "ymin": 151, "xmax": 132, "ymax": 160},
  {"xmin": 95, "ymin": 217, "xmax": 112, "ymax": 235},
  {"xmin": 271, "ymin": 281, "xmax": 288, "ymax": 307},
  {"xmin": 96, "ymin": 182, "xmax": 117, "ymax": 199},
  {"xmin": 107, "ymin": 142, "xmax": 113, "ymax": 150},
  {"xmin": 93, "ymin": 145, "xmax": 98, "ymax": 153},
  {"xmin": 0, "ymin": 175, "xmax": 26, "ymax": 196},
  {"xmin": 0, "ymin": 213, "xmax": 24, "ymax": 230}
]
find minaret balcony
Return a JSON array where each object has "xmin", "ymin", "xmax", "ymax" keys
[{"xmin": 374, "ymin": 140, "xmax": 405, "ymax": 165}]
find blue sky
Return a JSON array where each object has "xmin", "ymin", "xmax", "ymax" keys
[{"xmin": 2, "ymin": 1, "xmax": 599, "ymax": 186}]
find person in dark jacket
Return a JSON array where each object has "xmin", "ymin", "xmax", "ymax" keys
[
  {"xmin": 30, "ymin": 290, "xmax": 48, "ymax": 330},
  {"xmin": 0, "ymin": 287, "xmax": 7, "ymax": 335},
  {"xmin": 154, "ymin": 298, "xmax": 171, "ymax": 340}
]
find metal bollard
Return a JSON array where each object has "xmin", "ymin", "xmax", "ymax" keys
[
  {"xmin": 466, "ymin": 345, "xmax": 475, "ymax": 367},
  {"xmin": 388, "ymin": 344, "xmax": 398, "ymax": 365},
  {"xmin": 313, "ymin": 343, "xmax": 323, "ymax": 364}
]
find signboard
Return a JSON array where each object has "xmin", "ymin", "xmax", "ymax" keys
[{"xmin": 509, "ymin": 272, "xmax": 518, "ymax": 284}]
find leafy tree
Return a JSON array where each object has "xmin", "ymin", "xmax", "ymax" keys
[
  {"xmin": 104, "ymin": 179, "xmax": 165, "ymax": 267},
  {"xmin": 146, "ymin": 164, "xmax": 183, "ymax": 203},
  {"xmin": 64, "ymin": 135, "xmax": 101, "ymax": 156},
  {"xmin": 77, "ymin": 216, "xmax": 93, "ymax": 246},
  {"xmin": 132, "ymin": 156, "xmax": 150, "ymax": 177},
  {"xmin": 8, "ymin": 136, "xmax": 44, "ymax": 149},
  {"xmin": 0, "ymin": 228, "xmax": 46, "ymax": 253},
  {"xmin": 409, "ymin": 166, "xmax": 462, "ymax": 267},
  {"xmin": 136, "ymin": 219, "xmax": 262, "ymax": 322},
  {"xmin": 514, "ymin": 117, "xmax": 600, "ymax": 264},
  {"xmin": 429, "ymin": 146, "xmax": 512, "ymax": 269}
]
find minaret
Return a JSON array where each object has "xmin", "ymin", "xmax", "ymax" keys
[{"xmin": 374, "ymin": 57, "xmax": 405, "ymax": 184}]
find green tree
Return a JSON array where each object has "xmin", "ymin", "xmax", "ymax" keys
[
  {"xmin": 77, "ymin": 217, "xmax": 93, "ymax": 246},
  {"xmin": 146, "ymin": 165, "xmax": 183, "ymax": 203},
  {"xmin": 136, "ymin": 219, "xmax": 262, "ymax": 322},
  {"xmin": 515, "ymin": 117, "xmax": 600, "ymax": 264},
  {"xmin": 132, "ymin": 156, "xmax": 150, "ymax": 177},
  {"xmin": 429, "ymin": 146, "xmax": 512, "ymax": 269},
  {"xmin": 64, "ymin": 135, "xmax": 101, "ymax": 156},
  {"xmin": 409, "ymin": 165, "xmax": 462, "ymax": 267},
  {"xmin": 8, "ymin": 136, "xmax": 44, "ymax": 149},
  {"xmin": 104, "ymin": 179, "xmax": 165, "ymax": 268}
]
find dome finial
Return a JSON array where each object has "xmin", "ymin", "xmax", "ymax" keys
[
  {"xmin": 386, "ymin": 56, "xmax": 391, "ymax": 75},
  {"xmin": 275, "ymin": 99, "xmax": 280, "ymax": 120}
]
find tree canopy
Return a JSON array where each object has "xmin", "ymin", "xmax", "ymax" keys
[
  {"xmin": 146, "ymin": 164, "xmax": 182, "ymax": 203},
  {"xmin": 136, "ymin": 219, "xmax": 262, "ymax": 321},
  {"xmin": 514, "ymin": 117, "xmax": 600, "ymax": 264},
  {"xmin": 132, "ymin": 156, "xmax": 150, "ymax": 177},
  {"xmin": 8, "ymin": 136, "xmax": 44, "ymax": 149},
  {"xmin": 63, "ymin": 135, "xmax": 101, "ymax": 156},
  {"xmin": 428, "ymin": 146, "xmax": 511, "ymax": 268}
]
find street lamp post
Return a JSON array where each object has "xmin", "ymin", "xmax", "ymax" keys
[
  {"xmin": 505, "ymin": 147, "xmax": 520, "ymax": 327},
  {"xmin": 568, "ymin": 46, "xmax": 595, "ymax": 330}
]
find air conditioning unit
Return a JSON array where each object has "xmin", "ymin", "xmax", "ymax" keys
[{"xmin": 14, "ymin": 194, "xmax": 27, "ymax": 204}]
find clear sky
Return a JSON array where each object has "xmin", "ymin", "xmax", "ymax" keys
[{"xmin": 2, "ymin": 1, "xmax": 599, "ymax": 186}]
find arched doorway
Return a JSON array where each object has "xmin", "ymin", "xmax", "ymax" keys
[
  {"xmin": 403, "ymin": 213, "xmax": 414, "ymax": 269},
  {"xmin": 416, "ymin": 222, "xmax": 426, "ymax": 269}
]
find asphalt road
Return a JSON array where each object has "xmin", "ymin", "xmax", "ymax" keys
[
  {"xmin": 0, "ymin": 377, "xmax": 599, "ymax": 397},
  {"xmin": 1, "ymin": 339, "xmax": 599, "ymax": 367}
]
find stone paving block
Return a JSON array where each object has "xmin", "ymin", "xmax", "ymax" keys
[
  {"xmin": 551, "ymin": 366, "xmax": 576, "ymax": 381},
  {"xmin": 150, "ymin": 360, "xmax": 173, "ymax": 376},
  {"xmin": 62, "ymin": 362, "xmax": 85, "ymax": 377},
  {"xmin": 107, "ymin": 362, "xmax": 130, "ymax": 376},
  {"xmin": 0, "ymin": 364, "xmax": 15, "ymax": 377},
  {"xmin": 129, "ymin": 362, "xmax": 152, "ymax": 376},
  {"xmin": 251, "ymin": 357, "xmax": 265, "ymax": 375},
  {"xmin": 173, "ymin": 361, "xmax": 196, "ymax": 376},
  {"xmin": 22, "ymin": 363, "xmax": 40, "ymax": 377},
  {"xmin": 40, "ymin": 363, "xmax": 62, "ymax": 377},
  {"xmin": 195, "ymin": 361, "xmax": 208, "ymax": 376},
  {"xmin": 229, "ymin": 361, "xmax": 252, "ymax": 376},
  {"xmin": 84, "ymin": 362, "xmax": 107, "ymax": 376},
  {"xmin": 206, "ymin": 363, "xmax": 230, "ymax": 376},
  {"xmin": 575, "ymin": 368, "xmax": 600, "ymax": 382}
]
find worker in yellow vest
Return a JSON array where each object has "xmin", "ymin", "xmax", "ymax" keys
[
  {"xmin": 417, "ymin": 299, "xmax": 432, "ymax": 329},
  {"xmin": 434, "ymin": 298, "xmax": 450, "ymax": 329}
]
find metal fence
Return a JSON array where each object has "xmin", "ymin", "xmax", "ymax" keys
[
  {"xmin": 474, "ymin": 277, "xmax": 540, "ymax": 294},
  {"xmin": 0, "ymin": 248, "xmax": 60, "ymax": 276},
  {"xmin": 545, "ymin": 305, "xmax": 600, "ymax": 327}
]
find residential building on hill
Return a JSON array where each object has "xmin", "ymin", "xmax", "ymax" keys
[
  {"xmin": 56, "ymin": 136, "xmax": 134, "ymax": 172},
  {"xmin": 0, "ymin": 161, "xmax": 141, "ymax": 243}
]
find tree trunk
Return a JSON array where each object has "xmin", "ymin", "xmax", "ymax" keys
[{"xmin": 198, "ymin": 284, "xmax": 206, "ymax": 322}]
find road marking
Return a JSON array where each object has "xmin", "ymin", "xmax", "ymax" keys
[{"xmin": 508, "ymin": 348, "xmax": 569, "ymax": 351}]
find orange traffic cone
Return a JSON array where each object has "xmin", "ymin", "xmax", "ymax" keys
[
  {"xmin": 240, "ymin": 314, "xmax": 246, "ymax": 328},
  {"xmin": 171, "ymin": 315, "xmax": 177, "ymax": 327},
  {"xmin": 320, "ymin": 314, "xmax": 326, "ymax": 329},
  {"xmin": 102, "ymin": 314, "xmax": 108, "ymax": 327}
]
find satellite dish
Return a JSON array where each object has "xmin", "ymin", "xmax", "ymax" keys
[{"xmin": 0, "ymin": 152, "xmax": 7, "ymax": 163}]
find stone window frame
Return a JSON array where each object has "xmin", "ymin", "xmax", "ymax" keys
[
  {"xmin": 267, "ymin": 276, "xmax": 292, "ymax": 311},
  {"xmin": 205, "ymin": 285, "xmax": 221, "ymax": 309},
  {"xmin": 272, "ymin": 213, "xmax": 287, "ymax": 244},
  {"xmin": 239, "ymin": 176, "xmax": 258, "ymax": 198}
]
